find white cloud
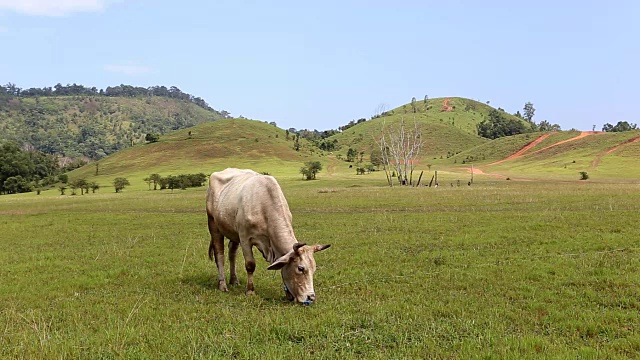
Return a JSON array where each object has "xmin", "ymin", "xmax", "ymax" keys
[
  {"xmin": 0, "ymin": 0, "xmax": 116, "ymax": 17},
  {"xmin": 104, "ymin": 63, "xmax": 151, "ymax": 76}
]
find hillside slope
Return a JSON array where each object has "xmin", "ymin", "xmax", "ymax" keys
[
  {"xmin": 480, "ymin": 131, "xmax": 640, "ymax": 180},
  {"xmin": 68, "ymin": 118, "xmax": 317, "ymax": 182},
  {"xmin": 328, "ymin": 97, "xmax": 529, "ymax": 160},
  {"xmin": 0, "ymin": 95, "xmax": 226, "ymax": 160}
]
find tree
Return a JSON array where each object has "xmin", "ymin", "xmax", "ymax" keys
[
  {"xmin": 423, "ymin": 95, "xmax": 428, "ymax": 104},
  {"xmin": 370, "ymin": 148, "xmax": 383, "ymax": 169},
  {"xmin": 477, "ymin": 110, "xmax": 528, "ymax": 139},
  {"xmin": 149, "ymin": 173, "xmax": 162, "ymax": 190},
  {"xmin": 69, "ymin": 178, "xmax": 87, "ymax": 195},
  {"xmin": 602, "ymin": 121, "xmax": 638, "ymax": 132},
  {"xmin": 293, "ymin": 134, "xmax": 300, "ymax": 151},
  {"xmin": 411, "ymin": 97, "xmax": 417, "ymax": 113},
  {"xmin": 113, "ymin": 177, "xmax": 130, "ymax": 193},
  {"xmin": 523, "ymin": 102, "xmax": 535, "ymax": 123},
  {"xmin": 0, "ymin": 141, "xmax": 34, "ymax": 194},
  {"xmin": 537, "ymin": 120, "xmax": 561, "ymax": 132},
  {"xmin": 58, "ymin": 185, "xmax": 67, "ymax": 195},
  {"xmin": 300, "ymin": 161, "xmax": 322, "ymax": 180},
  {"xmin": 346, "ymin": 148, "xmax": 357, "ymax": 162},
  {"xmin": 145, "ymin": 133, "xmax": 160, "ymax": 143},
  {"xmin": 373, "ymin": 117, "xmax": 424, "ymax": 187},
  {"xmin": 89, "ymin": 182, "xmax": 100, "ymax": 193},
  {"xmin": 143, "ymin": 176, "xmax": 152, "ymax": 190},
  {"xmin": 3, "ymin": 176, "xmax": 31, "ymax": 194}
]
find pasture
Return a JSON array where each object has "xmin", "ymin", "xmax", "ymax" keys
[{"xmin": 1, "ymin": 173, "xmax": 639, "ymax": 358}]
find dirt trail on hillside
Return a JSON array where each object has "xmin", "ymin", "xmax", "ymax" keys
[
  {"xmin": 488, "ymin": 132, "xmax": 555, "ymax": 166},
  {"xmin": 442, "ymin": 98, "xmax": 453, "ymax": 112},
  {"xmin": 526, "ymin": 131, "xmax": 602, "ymax": 156},
  {"xmin": 590, "ymin": 135, "xmax": 640, "ymax": 168},
  {"xmin": 489, "ymin": 131, "xmax": 601, "ymax": 166}
]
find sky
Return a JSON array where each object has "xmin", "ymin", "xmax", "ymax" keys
[{"xmin": 1, "ymin": 0, "xmax": 638, "ymax": 131}]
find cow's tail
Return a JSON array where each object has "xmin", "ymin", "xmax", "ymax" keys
[{"xmin": 208, "ymin": 238, "xmax": 215, "ymax": 261}]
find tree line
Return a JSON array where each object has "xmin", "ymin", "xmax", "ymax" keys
[
  {"xmin": 602, "ymin": 121, "xmax": 637, "ymax": 132},
  {"xmin": 477, "ymin": 102, "xmax": 562, "ymax": 139},
  {"xmin": 0, "ymin": 82, "xmax": 230, "ymax": 116},
  {"xmin": 143, "ymin": 173, "xmax": 208, "ymax": 191}
]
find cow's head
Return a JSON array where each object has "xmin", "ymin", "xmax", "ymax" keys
[{"xmin": 267, "ymin": 242, "xmax": 330, "ymax": 305}]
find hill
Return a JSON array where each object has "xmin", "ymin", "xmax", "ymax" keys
[
  {"xmin": 327, "ymin": 97, "xmax": 529, "ymax": 160},
  {"xmin": 436, "ymin": 130, "xmax": 640, "ymax": 181},
  {"xmin": 0, "ymin": 84, "xmax": 229, "ymax": 161},
  {"xmin": 67, "ymin": 118, "xmax": 319, "ymax": 184},
  {"xmin": 484, "ymin": 131, "xmax": 640, "ymax": 179}
]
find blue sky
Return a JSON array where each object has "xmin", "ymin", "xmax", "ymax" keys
[{"xmin": 1, "ymin": 0, "xmax": 638, "ymax": 131}]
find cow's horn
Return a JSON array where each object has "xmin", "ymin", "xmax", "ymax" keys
[{"xmin": 293, "ymin": 242, "xmax": 306, "ymax": 253}]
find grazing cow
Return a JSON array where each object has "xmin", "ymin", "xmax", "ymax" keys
[{"xmin": 206, "ymin": 168, "xmax": 330, "ymax": 305}]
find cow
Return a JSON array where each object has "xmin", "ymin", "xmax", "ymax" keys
[{"xmin": 205, "ymin": 168, "xmax": 330, "ymax": 305}]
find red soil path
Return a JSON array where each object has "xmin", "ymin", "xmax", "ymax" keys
[
  {"xmin": 488, "ymin": 131, "xmax": 602, "ymax": 166},
  {"xmin": 526, "ymin": 131, "xmax": 602, "ymax": 156},
  {"xmin": 590, "ymin": 135, "xmax": 640, "ymax": 168},
  {"xmin": 488, "ymin": 132, "xmax": 555, "ymax": 166},
  {"xmin": 442, "ymin": 98, "xmax": 453, "ymax": 112}
]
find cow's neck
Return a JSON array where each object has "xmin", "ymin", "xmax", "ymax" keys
[{"xmin": 265, "ymin": 225, "xmax": 297, "ymax": 263}]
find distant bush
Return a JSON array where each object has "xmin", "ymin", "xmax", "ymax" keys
[
  {"xmin": 151, "ymin": 173, "xmax": 208, "ymax": 190},
  {"xmin": 579, "ymin": 171, "xmax": 589, "ymax": 180},
  {"xmin": 145, "ymin": 133, "xmax": 160, "ymax": 143}
]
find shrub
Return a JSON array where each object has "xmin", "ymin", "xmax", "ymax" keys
[
  {"xmin": 300, "ymin": 161, "xmax": 322, "ymax": 180},
  {"xmin": 579, "ymin": 171, "xmax": 589, "ymax": 180}
]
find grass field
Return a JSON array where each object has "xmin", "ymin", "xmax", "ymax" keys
[{"xmin": 2, "ymin": 165, "xmax": 640, "ymax": 358}]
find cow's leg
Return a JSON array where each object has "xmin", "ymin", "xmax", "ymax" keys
[
  {"xmin": 208, "ymin": 216, "xmax": 228, "ymax": 292},
  {"xmin": 240, "ymin": 242, "xmax": 257, "ymax": 296},
  {"xmin": 228, "ymin": 240, "xmax": 240, "ymax": 286}
]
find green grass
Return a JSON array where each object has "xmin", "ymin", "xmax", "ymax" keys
[
  {"xmin": 2, "ymin": 164, "xmax": 640, "ymax": 358},
  {"xmin": 444, "ymin": 132, "xmax": 542, "ymax": 165},
  {"xmin": 528, "ymin": 130, "xmax": 582, "ymax": 152},
  {"xmin": 64, "ymin": 118, "xmax": 322, "ymax": 190},
  {"xmin": 485, "ymin": 131, "xmax": 640, "ymax": 180},
  {"xmin": 327, "ymin": 97, "xmax": 511, "ymax": 160}
]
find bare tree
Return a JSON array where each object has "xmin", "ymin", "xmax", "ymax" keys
[
  {"xmin": 373, "ymin": 117, "xmax": 424, "ymax": 187},
  {"xmin": 373, "ymin": 103, "xmax": 387, "ymax": 118}
]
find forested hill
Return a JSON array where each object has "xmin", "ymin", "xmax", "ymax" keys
[{"xmin": 0, "ymin": 83, "xmax": 230, "ymax": 160}]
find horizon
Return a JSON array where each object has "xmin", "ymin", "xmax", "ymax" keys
[{"xmin": 1, "ymin": 0, "xmax": 638, "ymax": 132}]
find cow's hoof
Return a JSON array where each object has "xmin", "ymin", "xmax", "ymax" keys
[
  {"xmin": 245, "ymin": 290, "xmax": 255, "ymax": 296},
  {"xmin": 218, "ymin": 281, "xmax": 229, "ymax": 292},
  {"xmin": 230, "ymin": 277, "xmax": 239, "ymax": 286}
]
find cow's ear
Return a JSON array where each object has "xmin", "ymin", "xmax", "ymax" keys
[
  {"xmin": 267, "ymin": 252, "xmax": 294, "ymax": 270},
  {"xmin": 313, "ymin": 244, "xmax": 331, "ymax": 253}
]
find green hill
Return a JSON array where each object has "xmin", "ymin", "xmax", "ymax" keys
[
  {"xmin": 67, "ymin": 118, "xmax": 318, "ymax": 184},
  {"xmin": 442, "ymin": 131, "xmax": 582, "ymax": 165},
  {"xmin": 327, "ymin": 97, "xmax": 531, "ymax": 161},
  {"xmin": 0, "ymin": 94, "xmax": 227, "ymax": 160}
]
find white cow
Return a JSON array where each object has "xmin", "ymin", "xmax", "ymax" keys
[{"xmin": 205, "ymin": 168, "xmax": 330, "ymax": 305}]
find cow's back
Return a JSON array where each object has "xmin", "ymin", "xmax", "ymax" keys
[{"xmin": 206, "ymin": 168, "xmax": 291, "ymax": 242}]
